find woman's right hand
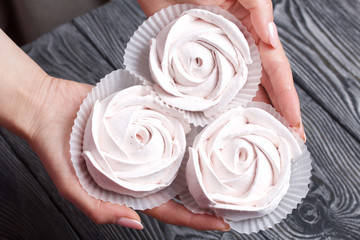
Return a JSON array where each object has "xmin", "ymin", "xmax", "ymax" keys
[
  {"xmin": 137, "ymin": 0, "xmax": 306, "ymax": 141},
  {"xmin": 0, "ymin": 29, "xmax": 230, "ymax": 231}
]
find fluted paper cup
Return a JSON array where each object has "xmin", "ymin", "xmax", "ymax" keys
[
  {"xmin": 70, "ymin": 69, "xmax": 192, "ymax": 210},
  {"xmin": 124, "ymin": 4, "xmax": 262, "ymax": 126},
  {"xmin": 180, "ymin": 102, "xmax": 312, "ymax": 234}
]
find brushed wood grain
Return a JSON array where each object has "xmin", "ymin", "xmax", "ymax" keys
[
  {"xmin": 260, "ymin": 86, "xmax": 360, "ymax": 240},
  {"xmin": 0, "ymin": 128, "xmax": 176, "ymax": 239},
  {"xmin": 22, "ymin": 24, "xmax": 114, "ymax": 84},
  {"xmin": 72, "ymin": 0, "xmax": 147, "ymax": 70},
  {"xmin": 274, "ymin": 0, "xmax": 360, "ymax": 142},
  {"xmin": 0, "ymin": 131, "xmax": 79, "ymax": 240}
]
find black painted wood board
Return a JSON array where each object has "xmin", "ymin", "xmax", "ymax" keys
[
  {"xmin": 275, "ymin": 0, "xmax": 360, "ymax": 142},
  {"xmin": 0, "ymin": 132, "xmax": 79, "ymax": 239},
  {"xmin": 72, "ymin": 0, "xmax": 147, "ymax": 70}
]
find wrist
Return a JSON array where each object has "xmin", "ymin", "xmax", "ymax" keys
[
  {"xmin": 0, "ymin": 29, "xmax": 51, "ymax": 142},
  {"xmin": 19, "ymin": 73, "xmax": 53, "ymax": 143},
  {"xmin": 0, "ymin": 69, "xmax": 51, "ymax": 142}
]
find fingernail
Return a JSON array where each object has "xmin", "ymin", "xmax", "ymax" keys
[
  {"xmin": 292, "ymin": 122, "xmax": 301, "ymax": 130},
  {"xmin": 217, "ymin": 219, "xmax": 231, "ymax": 231},
  {"xmin": 116, "ymin": 217, "xmax": 143, "ymax": 230},
  {"xmin": 291, "ymin": 122, "xmax": 306, "ymax": 142},
  {"xmin": 223, "ymin": 223, "xmax": 231, "ymax": 231},
  {"xmin": 268, "ymin": 21, "xmax": 280, "ymax": 48}
]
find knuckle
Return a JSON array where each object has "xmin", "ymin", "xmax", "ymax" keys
[
  {"xmin": 149, "ymin": 203, "xmax": 173, "ymax": 225},
  {"xmin": 277, "ymin": 85, "xmax": 294, "ymax": 99},
  {"xmin": 265, "ymin": 58, "xmax": 290, "ymax": 76},
  {"xmin": 263, "ymin": 0, "xmax": 273, "ymax": 10},
  {"xmin": 88, "ymin": 211, "xmax": 104, "ymax": 224},
  {"xmin": 88, "ymin": 201, "xmax": 108, "ymax": 224},
  {"xmin": 188, "ymin": 215, "xmax": 204, "ymax": 231},
  {"xmin": 251, "ymin": 0, "xmax": 272, "ymax": 11},
  {"xmin": 159, "ymin": 208, "xmax": 170, "ymax": 224},
  {"xmin": 187, "ymin": 215, "xmax": 197, "ymax": 230}
]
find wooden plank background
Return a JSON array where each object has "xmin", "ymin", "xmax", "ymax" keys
[
  {"xmin": 0, "ymin": 0, "xmax": 359, "ymax": 239},
  {"xmin": 276, "ymin": 0, "xmax": 360, "ymax": 141}
]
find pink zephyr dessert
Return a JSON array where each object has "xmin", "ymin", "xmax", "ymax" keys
[
  {"xmin": 124, "ymin": 5, "xmax": 262, "ymax": 125},
  {"xmin": 69, "ymin": 4, "xmax": 311, "ymax": 232},
  {"xmin": 149, "ymin": 8, "xmax": 252, "ymax": 118},
  {"xmin": 70, "ymin": 70, "xmax": 193, "ymax": 210},
  {"xmin": 82, "ymin": 84, "xmax": 190, "ymax": 199},
  {"xmin": 181, "ymin": 103, "xmax": 311, "ymax": 233}
]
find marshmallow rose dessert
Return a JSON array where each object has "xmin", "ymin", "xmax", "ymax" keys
[
  {"xmin": 125, "ymin": 6, "xmax": 262, "ymax": 124},
  {"xmin": 185, "ymin": 105, "xmax": 303, "ymax": 221},
  {"xmin": 82, "ymin": 85, "xmax": 190, "ymax": 198},
  {"xmin": 149, "ymin": 9, "xmax": 252, "ymax": 118}
]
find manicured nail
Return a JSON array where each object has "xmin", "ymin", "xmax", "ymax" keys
[
  {"xmin": 268, "ymin": 21, "xmax": 280, "ymax": 48},
  {"xmin": 216, "ymin": 218, "xmax": 231, "ymax": 231},
  {"xmin": 222, "ymin": 223, "xmax": 231, "ymax": 231},
  {"xmin": 116, "ymin": 217, "xmax": 143, "ymax": 230},
  {"xmin": 293, "ymin": 122, "xmax": 301, "ymax": 130},
  {"xmin": 291, "ymin": 122, "xmax": 306, "ymax": 142}
]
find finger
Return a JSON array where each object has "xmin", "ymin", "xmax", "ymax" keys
[
  {"xmin": 56, "ymin": 168, "xmax": 143, "ymax": 229},
  {"xmin": 137, "ymin": 0, "xmax": 223, "ymax": 16},
  {"xmin": 137, "ymin": 0, "xmax": 173, "ymax": 16},
  {"xmin": 258, "ymin": 41, "xmax": 305, "ymax": 140},
  {"xmin": 259, "ymin": 70, "xmax": 279, "ymax": 108},
  {"xmin": 260, "ymin": 73, "xmax": 306, "ymax": 141},
  {"xmin": 252, "ymin": 82, "xmax": 271, "ymax": 104},
  {"xmin": 296, "ymin": 120, "xmax": 306, "ymax": 142},
  {"xmin": 237, "ymin": 0, "xmax": 279, "ymax": 48},
  {"xmin": 54, "ymin": 82, "xmax": 143, "ymax": 229},
  {"xmin": 143, "ymin": 200, "xmax": 230, "ymax": 231}
]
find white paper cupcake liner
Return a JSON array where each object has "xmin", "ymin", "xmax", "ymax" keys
[
  {"xmin": 179, "ymin": 102, "xmax": 312, "ymax": 234},
  {"xmin": 124, "ymin": 4, "xmax": 262, "ymax": 127},
  {"xmin": 70, "ymin": 69, "xmax": 192, "ymax": 210}
]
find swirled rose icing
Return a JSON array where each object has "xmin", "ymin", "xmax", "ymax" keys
[
  {"xmin": 186, "ymin": 106, "xmax": 302, "ymax": 221},
  {"xmin": 149, "ymin": 9, "xmax": 252, "ymax": 117},
  {"xmin": 82, "ymin": 85, "xmax": 190, "ymax": 198}
]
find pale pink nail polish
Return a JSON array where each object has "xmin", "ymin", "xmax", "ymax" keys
[
  {"xmin": 116, "ymin": 217, "xmax": 143, "ymax": 230},
  {"xmin": 268, "ymin": 21, "xmax": 280, "ymax": 48}
]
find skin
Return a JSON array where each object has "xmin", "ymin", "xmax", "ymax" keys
[
  {"xmin": 0, "ymin": 29, "xmax": 228, "ymax": 231},
  {"xmin": 0, "ymin": 0, "xmax": 304, "ymax": 232}
]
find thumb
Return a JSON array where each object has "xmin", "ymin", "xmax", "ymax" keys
[{"xmin": 57, "ymin": 173, "xmax": 143, "ymax": 229}]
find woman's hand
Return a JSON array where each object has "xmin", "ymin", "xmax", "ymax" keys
[
  {"xmin": 137, "ymin": 0, "xmax": 306, "ymax": 140},
  {"xmin": 0, "ymin": 29, "xmax": 230, "ymax": 231},
  {"xmin": 28, "ymin": 76, "xmax": 230, "ymax": 231},
  {"xmin": 28, "ymin": 78, "xmax": 144, "ymax": 229}
]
